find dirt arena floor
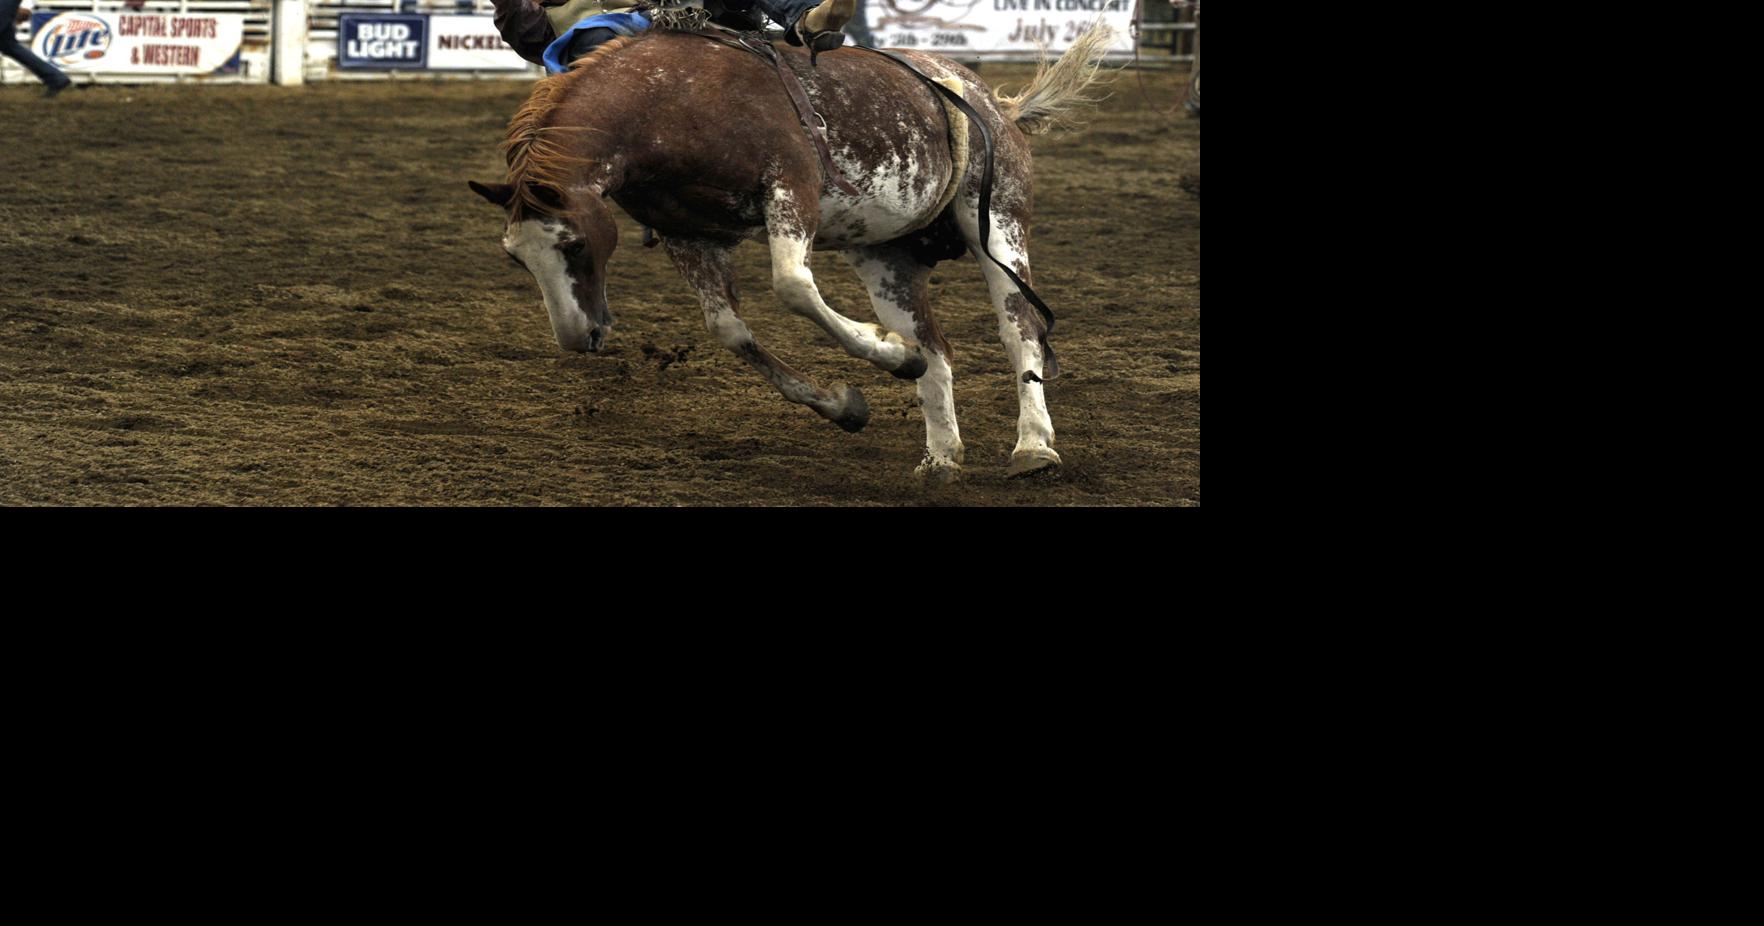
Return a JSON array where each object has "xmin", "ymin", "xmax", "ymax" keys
[{"xmin": 0, "ymin": 62, "xmax": 1198, "ymax": 506}]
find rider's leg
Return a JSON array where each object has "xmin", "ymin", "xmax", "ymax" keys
[
  {"xmin": 750, "ymin": 0, "xmax": 854, "ymax": 45},
  {"xmin": 562, "ymin": 26, "xmax": 619, "ymax": 65}
]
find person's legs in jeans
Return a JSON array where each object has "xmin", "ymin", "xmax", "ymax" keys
[
  {"xmin": 562, "ymin": 26, "xmax": 619, "ymax": 64},
  {"xmin": 1, "ymin": 0, "xmax": 71, "ymax": 89}
]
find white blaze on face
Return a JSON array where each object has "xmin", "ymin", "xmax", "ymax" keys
[{"xmin": 505, "ymin": 219, "xmax": 594, "ymax": 352}]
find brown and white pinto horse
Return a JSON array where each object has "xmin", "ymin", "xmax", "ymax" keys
[{"xmin": 470, "ymin": 26, "xmax": 1112, "ymax": 479}]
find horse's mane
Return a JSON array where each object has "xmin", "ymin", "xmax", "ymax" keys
[{"xmin": 500, "ymin": 35, "xmax": 647, "ymax": 220}]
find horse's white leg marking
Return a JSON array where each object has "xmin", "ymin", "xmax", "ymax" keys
[
  {"xmin": 955, "ymin": 206, "xmax": 1059, "ymax": 472},
  {"xmin": 664, "ymin": 237, "xmax": 870, "ymax": 432},
  {"xmin": 505, "ymin": 219, "xmax": 594, "ymax": 352},
  {"xmin": 765, "ymin": 188, "xmax": 927, "ymax": 379},
  {"xmin": 846, "ymin": 246, "xmax": 963, "ymax": 480}
]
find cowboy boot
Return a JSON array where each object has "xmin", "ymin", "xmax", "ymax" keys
[{"xmin": 795, "ymin": 0, "xmax": 855, "ymax": 59}]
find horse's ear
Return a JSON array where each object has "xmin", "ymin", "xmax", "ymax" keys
[{"xmin": 469, "ymin": 180, "xmax": 515, "ymax": 207}]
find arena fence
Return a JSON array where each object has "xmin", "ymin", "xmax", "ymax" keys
[
  {"xmin": 6, "ymin": 0, "xmax": 1190, "ymax": 86},
  {"xmin": 1135, "ymin": 0, "xmax": 1196, "ymax": 65}
]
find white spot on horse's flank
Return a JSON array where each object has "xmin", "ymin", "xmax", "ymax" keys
[{"xmin": 816, "ymin": 142, "xmax": 941, "ymax": 246}]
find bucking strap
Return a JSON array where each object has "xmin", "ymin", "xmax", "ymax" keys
[
  {"xmin": 854, "ymin": 44, "xmax": 1059, "ymax": 375},
  {"xmin": 927, "ymin": 76, "xmax": 970, "ymax": 219}
]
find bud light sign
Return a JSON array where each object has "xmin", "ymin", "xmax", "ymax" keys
[{"xmin": 339, "ymin": 13, "xmax": 428, "ymax": 69}]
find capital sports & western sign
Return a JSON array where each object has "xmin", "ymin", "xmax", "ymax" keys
[
  {"xmin": 337, "ymin": 13, "xmax": 526, "ymax": 71},
  {"xmin": 30, "ymin": 10, "xmax": 244, "ymax": 75}
]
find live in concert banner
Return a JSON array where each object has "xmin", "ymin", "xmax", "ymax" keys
[{"xmin": 865, "ymin": 0, "xmax": 1135, "ymax": 55}]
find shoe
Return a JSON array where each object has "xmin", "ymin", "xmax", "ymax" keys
[
  {"xmin": 44, "ymin": 80, "xmax": 72, "ymax": 99},
  {"xmin": 794, "ymin": 0, "xmax": 854, "ymax": 59},
  {"xmin": 800, "ymin": 0, "xmax": 856, "ymax": 33}
]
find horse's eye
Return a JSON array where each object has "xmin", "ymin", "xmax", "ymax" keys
[{"xmin": 562, "ymin": 240, "xmax": 588, "ymax": 259}]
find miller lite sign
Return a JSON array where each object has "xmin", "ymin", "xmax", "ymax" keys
[
  {"xmin": 30, "ymin": 10, "xmax": 245, "ymax": 75},
  {"xmin": 32, "ymin": 12, "xmax": 114, "ymax": 66}
]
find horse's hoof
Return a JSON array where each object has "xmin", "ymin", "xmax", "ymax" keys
[
  {"xmin": 830, "ymin": 384, "xmax": 870, "ymax": 433},
  {"xmin": 1007, "ymin": 447, "xmax": 1062, "ymax": 478},
  {"xmin": 890, "ymin": 350, "xmax": 929, "ymax": 381},
  {"xmin": 916, "ymin": 460, "xmax": 963, "ymax": 485}
]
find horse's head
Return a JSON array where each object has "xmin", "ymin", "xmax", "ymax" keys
[{"xmin": 470, "ymin": 180, "xmax": 618, "ymax": 353}]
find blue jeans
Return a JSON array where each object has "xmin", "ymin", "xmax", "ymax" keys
[
  {"xmin": 2, "ymin": 0, "xmax": 68, "ymax": 87},
  {"xmin": 557, "ymin": 1, "xmax": 828, "ymax": 64},
  {"xmin": 751, "ymin": 0, "xmax": 820, "ymax": 31}
]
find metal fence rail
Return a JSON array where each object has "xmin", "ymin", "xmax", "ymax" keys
[
  {"xmin": 1135, "ymin": 0, "xmax": 1197, "ymax": 64},
  {"xmin": 7, "ymin": 1, "xmax": 1197, "ymax": 85}
]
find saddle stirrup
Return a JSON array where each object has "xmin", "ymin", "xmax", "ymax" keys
[{"xmin": 799, "ymin": 27, "xmax": 845, "ymax": 66}]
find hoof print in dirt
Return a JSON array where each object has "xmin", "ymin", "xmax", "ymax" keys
[{"xmin": 641, "ymin": 343, "xmax": 692, "ymax": 372}]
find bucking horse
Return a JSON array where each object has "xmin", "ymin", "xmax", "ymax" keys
[{"xmin": 470, "ymin": 20, "xmax": 1114, "ymax": 480}]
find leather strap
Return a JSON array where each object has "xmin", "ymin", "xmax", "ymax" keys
[
  {"xmin": 745, "ymin": 35, "xmax": 862, "ymax": 197},
  {"xmin": 701, "ymin": 28, "xmax": 863, "ymax": 198}
]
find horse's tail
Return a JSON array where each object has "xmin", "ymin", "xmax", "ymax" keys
[{"xmin": 994, "ymin": 25, "xmax": 1116, "ymax": 136}]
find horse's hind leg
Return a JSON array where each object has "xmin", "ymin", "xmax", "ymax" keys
[
  {"xmin": 955, "ymin": 201, "xmax": 1061, "ymax": 477},
  {"xmin": 764, "ymin": 184, "xmax": 929, "ymax": 381},
  {"xmin": 665, "ymin": 237, "xmax": 870, "ymax": 432},
  {"xmin": 845, "ymin": 243, "xmax": 964, "ymax": 482}
]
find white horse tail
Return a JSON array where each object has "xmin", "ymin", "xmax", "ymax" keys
[{"xmin": 994, "ymin": 24, "xmax": 1117, "ymax": 136}]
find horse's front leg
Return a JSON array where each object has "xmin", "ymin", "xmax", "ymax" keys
[
  {"xmin": 764, "ymin": 184, "xmax": 928, "ymax": 381},
  {"xmin": 664, "ymin": 237, "xmax": 870, "ymax": 432}
]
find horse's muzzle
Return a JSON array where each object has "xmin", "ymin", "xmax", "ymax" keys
[{"xmin": 560, "ymin": 324, "xmax": 610, "ymax": 353}]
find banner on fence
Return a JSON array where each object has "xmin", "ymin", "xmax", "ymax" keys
[
  {"xmin": 30, "ymin": 10, "xmax": 244, "ymax": 76},
  {"xmin": 426, "ymin": 15, "xmax": 527, "ymax": 71},
  {"xmin": 336, "ymin": 13, "xmax": 529, "ymax": 71},
  {"xmin": 338, "ymin": 12, "xmax": 428, "ymax": 69},
  {"xmin": 867, "ymin": 0, "xmax": 1134, "ymax": 54}
]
